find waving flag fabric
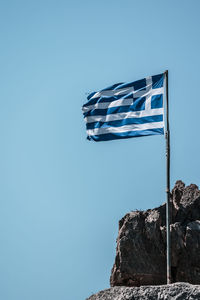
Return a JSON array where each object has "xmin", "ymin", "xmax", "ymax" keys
[{"xmin": 82, "ymin": 73, "xmax": 165, "ymax": 142}]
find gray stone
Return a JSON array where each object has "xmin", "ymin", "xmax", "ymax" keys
[{"xmin": 86, "ymin": 283, "xmax": 200, "ymax": 300}]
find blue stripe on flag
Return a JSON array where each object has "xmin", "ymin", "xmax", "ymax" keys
[
  {"xmin": 86, "ymin": 115, "xmax": 163, "ymax": 130},
  {"xmin": 100, "ymin": 82, "xmax": 124, "ymax": 91},
  {"xmin": 113, "ymin": 78, "xmax": 146, "ymax": 90},
  {"xmin": 87, "ymin": 128, "xmax": 164, "ymax": 142}
]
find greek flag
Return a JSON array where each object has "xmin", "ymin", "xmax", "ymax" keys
[{"xmin": 82, "ymin": 73, "xmax": 165, "ymax": 142}]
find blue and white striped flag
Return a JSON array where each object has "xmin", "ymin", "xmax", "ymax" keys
[{"xmin": 82, "ymin": 73, "xmax": 165, "ymax": 142}]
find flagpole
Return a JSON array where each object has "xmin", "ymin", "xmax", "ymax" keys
[{"xmin": 165, "ymin": 70, "xmax": 171, "ymax": 284}]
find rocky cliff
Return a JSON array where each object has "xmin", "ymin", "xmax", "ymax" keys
[
  {"xmin": 86, "ymin": 283, "xmax": 200, "ymax": 300},
  {"xmin": 110, "ymin": 181, "xmax": 200, "ymax": 287}
]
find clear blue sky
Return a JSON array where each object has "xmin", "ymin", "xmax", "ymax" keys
[{"xmin": 0, "ymin": 1, "xmax": 200, "ymax": 299}]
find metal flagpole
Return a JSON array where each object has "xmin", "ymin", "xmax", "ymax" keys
[{"xmin": 165, "ymin": 70, "xmax": 171, "ymax": 284}]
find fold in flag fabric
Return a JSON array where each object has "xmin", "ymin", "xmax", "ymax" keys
[{"xmin": 82, "ymin": 73, "xmax": 165, "ymax": 142}]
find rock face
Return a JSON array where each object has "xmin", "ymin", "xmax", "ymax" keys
[
  {"xmin": 110, "ymin": 181, "xmax": 200, "ymax": 287},
  {"xmin": 86, "ymin": 283, "xmax": 200, "ymax": 300}
]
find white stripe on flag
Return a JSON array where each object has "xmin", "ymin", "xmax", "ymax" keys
[
  {"xmin": 145, "ymin": 76, "xmax": 152, "ymax": 110},
  {"xmin": 87, "ymin": 121, "xmax": 164, "ymax": 136},
  {"xmin": 85, "ymin": 108, "xmax": 164, "ymax": 123}
]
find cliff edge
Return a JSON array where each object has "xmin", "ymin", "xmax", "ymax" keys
[
  {"xmin": 87, "ymin": 181, "xmax": 200, "ymax": 299},
  {"xmin": 110, "ymin": 181, "xmax": 200, "ymax": 287}
]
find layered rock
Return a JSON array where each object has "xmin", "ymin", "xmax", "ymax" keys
[
  {"xmin": 86, "ymin": 283, "xmax": 200, "ymax": 300},
  {"xmin": 110, "ymin": 181, "xmax": 200, "ymax": 287}
]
